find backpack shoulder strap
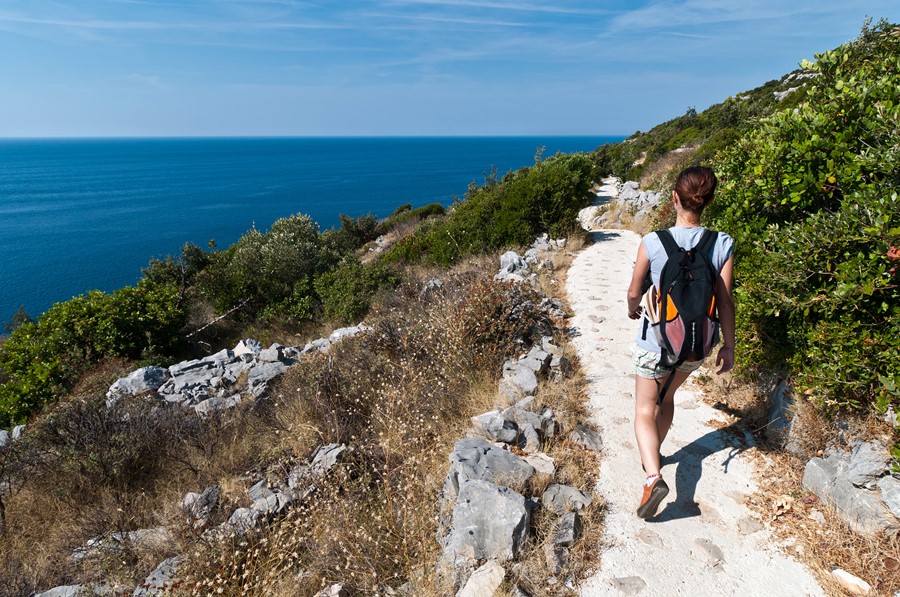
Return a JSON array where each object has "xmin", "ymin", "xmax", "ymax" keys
[
  {"xmin": 655, "ymin": 229, "xmax": 680, "ymax": 257},
  {"xmin": 695, "ymin": 229, "xmax": 718, "ymax": 258}
]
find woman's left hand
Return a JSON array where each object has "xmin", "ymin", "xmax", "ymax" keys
[{"xmin": 716, "ymin": 345, "xmax": 734, "ymax": 374}]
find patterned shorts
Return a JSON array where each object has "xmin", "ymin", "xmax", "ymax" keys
[{"xmin": 631, "ymin": 344, "xmax": 705, "ymax": 380}]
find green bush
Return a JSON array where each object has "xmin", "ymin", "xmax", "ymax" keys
[
  {"xmin": 386, "ymin": 153, "xmax": 597, "ymax": 266},
  {"xmin": 314, "ymin": 261, "xmax": 401, "ymax": 323},
  {"xmin": 707, "ymin": 20, "xmax": 900, "ymax": 413},
  {"xmin": 0, "ymin": 280, "xmax": 187, "ymax": 426}
]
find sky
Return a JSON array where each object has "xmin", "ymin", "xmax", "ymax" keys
[{"xmin": 0, "ymin": 1, "xmax": 898, "ymax": 137}]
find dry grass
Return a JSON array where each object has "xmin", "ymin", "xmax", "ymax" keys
[
  {"xmin": 2, "ymin": 246, "xmax": 606, "ymax": 596},
  {"xmin": 693, "ymin": 370, "xmax": 900, "ymax": 597}
]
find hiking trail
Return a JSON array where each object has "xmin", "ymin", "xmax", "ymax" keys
[{"xmin": 566, "ymin": 180, "xmax": 824, "ymax": 596}]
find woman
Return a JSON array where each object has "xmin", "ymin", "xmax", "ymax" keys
[{"xmin": 625, "ymin": 166, "xmax": 736, "ymax": 519}]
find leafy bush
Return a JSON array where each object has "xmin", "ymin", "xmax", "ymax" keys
[
  {"xmin": 387, "ymin": 153, "xmax": 597, "ymax": 266},
  {"xmin": 314, "ymin": 260, "xmax": 401, "ymax": 323},
  {"xmin": 0, "ymin": 280, "xmax": 186, "ymax": 426},
  {"xmin": 707, "ymin": 20, "xmax": 900, "ymax": 412}
]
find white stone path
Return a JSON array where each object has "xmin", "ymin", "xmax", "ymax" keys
[{"xmin": 567, "ymin": 182, "xmax": 824, "ymax": 596}]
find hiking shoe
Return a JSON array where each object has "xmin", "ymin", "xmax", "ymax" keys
[{"xmin": 637, "ymin": 476, "xmax": 669, "ymax": 519}]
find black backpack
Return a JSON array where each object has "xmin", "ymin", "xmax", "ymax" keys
[{"xmin": 643, "ymin": 229, "xmax": 720, "ymax": 404}]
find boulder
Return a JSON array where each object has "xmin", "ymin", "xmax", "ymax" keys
[
  {"xmin": 445, "ymin": 479, "xmax": 530, "ymax": 562},
  {"xmin": 848, "ymin": 441, "xmax": 890, "ymax": 488},
  {"xmin": 569, "ymin": 424, "xmax": 603, "ymax": 452},
  {"xmin": 443, "ymin": 438, "xmax": 535, "ymax": 498},
  {"xmin": 133, "ymin": 556, "xmax": 183, "ymax": 596},
  {"xmin": 523, "ymin": 453, "xmax": 555, "ymax": 476},
  {"xmin": 106, "ymin": 366, "xmax": 169, "ymax": 405},
  {"xmin": 532, "ymin": 234, "xmax": 552, "ymax": 252},
  {"xmin": 234, "ymin": 338, "xmax": 262, "ymax": 356},
  {"xmin": 472, "ymin": 410, "xmax": 519, "ymax": 444},
  {"xmin": 420, "ymin": 278, "xmax": 444, "ymax": 300},
  {"xmin": 258, "ymin": 343, "xmax": 286, "ymax": 363},
  {"xmin": 182, "ymin": 485, "xmax": 220, "ymax": 529},
  {"xmin": 542, "ymin": 484, "xmax": 592, "ymax": 515},
  {"xmin": 0, "ymin": 429, "xmax": 8, "ymax": 448},
  {"xmin": 34, "ymin": 586, "xmax": 84, "ymax": 597},
  {"xmin": 803, "ymin": 452, "xmax": 898, "ymax": 535},
  {"xmin": 457, "ymin": 560, "xmax": 505, "ymax": 597},
  {"xmin": 830, "ymin": 568, "xmax": 872, "ymax": 596},
  {"xmin": 519, "ymin": 346, "xmax": 551, "ymax": 375},
  {"xmin": 225, "ymin": 507, "xmax": 262, "ymax": 534},
  {"xmin": 552, "ymin": 511, "xmax": 581, "ymax": 547},
  {"xmin": 878, "ymin": 475, "xmax": 900, "ymax": 518},
  {"xmin": 498, "ymin": 364, "xmax": 538, "ymax": 402},
  {"xmin": 523, "ymin": 248, "xmax": 540, "ymax": 265},
  {"xmin": 519, "ymin": 424, "xmax": 541, "ymax": 454},
  {"xmin": 11, "ymin": 424, "xmax": 25, "ymax": 440}
]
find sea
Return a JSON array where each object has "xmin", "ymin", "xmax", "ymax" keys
[{"xmin": 0, "ymin": 136, "xmax": 623, "ymax": 322}]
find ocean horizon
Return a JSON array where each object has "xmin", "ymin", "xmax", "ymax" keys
[{"xmin": 0, "ymin": 136, "xmax": 623, "ymax": 322}]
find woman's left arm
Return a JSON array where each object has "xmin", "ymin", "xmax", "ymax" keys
[
  {"xmin": 627, "ymin": 243, "xmax": 650, "ymax": 320},
  {"xmin": 714, "ymin": 254, "xmax": 736, "ymax": 374}
]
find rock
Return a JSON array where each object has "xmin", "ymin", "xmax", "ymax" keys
[
  {"xmin": 456, "ymin": 560, "xmax": 505, "ymax": 597},
  {"xmin": 520, "ymin": 346, "xmax": 551, "ymax": 375},
  {"xmin": 501, "ymin": 404, "xmax": 544, "ymax": 432},
  {"xmin": 34, "ymin": 586, "xmax": 85, "ymax": 597},
  {"xmin": 133, "ymin": 556, "xmax": 183, "ymax": 596},
  {"xmin": 552, "ymin": 512, "xmax": 581, "ymax": 547},
  {"xmin": 693, "ymin": 538, "xmax": 724, "ymax": 568},
  {"xmin": 803, "ymin": 453, "xmax": 898, "ymax": 535},
  {"xmin": 569, "ymin": 424, "xmax": 603, "ymax": 452},
  {"xmin": 258, "ymin": 343, "xmax": 286, "ymax": 363},
  {"xmin": 420, "ymin": 278, "xmax": 444, "ymax": 300},
  {"xmin": 225, "ymin": 507, "xmax": 262, "ymax": 534},
  {"xmin": 848, "ymin": 441, "xmax": 890, "ymax": 488},
  {"xmin": 311, "ymin": 443, "xmax": 347, "ymax": 474},
  {"xmin": 182, "ymin": 485, "xmax": 220, "ymax": 529},
  {"xmin": 11, "ymin": 424, "xmax": 25, "ymax": 440},
  {"xmin": 305, "ymin": 338, "xmax": 332, "ymax": 353},
  {"xmin": 532, "ymin": 234, "xmax": 551, "ymax": 252},
  {"xmin": 495, "ymin": 251, "xmax": 529, "ymax": 281},
  {"xmin": 0, "ymin": 429, "xmax": 8, "ymax": 448},
  {"xmin": 737, "ymin": 516, "xmax": 764, "ymax": 535},
  {"xmin": 71, "ymin": 528, "xmax": 173, "ymax": 563},
  {"xmin": 809, "ymin": 508, "xmax": 826, "ymax": 525},
  {"xmin": 542, "ymin": 484, "xmax": 592, "ymax": 515},
  {"xmin": 288, "ymin": 444, "xmax": 347, "ymax": 496},
  {"xmin": 315, "ymin": 584, "xmax": 349, "ymax": 597},
  {"xmin": 194, "ymin": 394, "xmax": 242, "ymax": 416},
  {"xmin": 519, "ymin": 424, "xmax": 541, "ymax": 454},
  {"xmin": 878, "ymin": 475, "xmax": 900, "ymax": 518},
  {"xmin": 831, "ymin": 568, "xmax": 872, "ymax": 596},
  {"xmin": 234, "ymin": 338, "xmax": 263, "ymax": 356},
  {"xmin": 523, "ymin": 248, "xmax": 540, "ymax": 265},
  {"xmin": 445, "ymin": 479, "xmax": 531, "ymax": 562},
  {"xmin": 106, "ymin": 366, "xmax": 169, "ymax": 406},
  {"xmin": 498, "ymin": 365, "xmax": 538, "ymax": 402},
  {"xmin": 766, "ymin": 380, "xmax": 793, "ymax": 446},
  {"xmin": 610, "ymin": 576, "xmax": 647, "ymax": 595},
  {"xmin": 543, "ymin": 543, "xmax": 568, "ymax": 575},
  {"xmin": 329, "ymin": 324, "xmax": 371, "ymax": 343},
  {"xmin": 443, "ymin": 438, "xmax": 534, "ymax": 498},
  {"xmin": 471, "ymin": 410, "xmax": 519, "ymax": 444},
  {"xmin": 523, "ymin": 453, "xmax": 555, "ymax": 476}
]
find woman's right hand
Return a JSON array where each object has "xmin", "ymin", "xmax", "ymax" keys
[{"xmin": 628, "ymin": 306, "xmax": 643, "ymax": 320}]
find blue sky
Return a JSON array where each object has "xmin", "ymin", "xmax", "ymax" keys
[{"xmin": 1, "ymin": 1, "xmax": 897, "ymax": 137}]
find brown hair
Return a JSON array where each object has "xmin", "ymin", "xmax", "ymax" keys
[{"xmin": 674, "ymin": 166, "xmax": 717, "ymax": 213}]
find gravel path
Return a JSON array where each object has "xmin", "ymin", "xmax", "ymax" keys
[{"xmin": 567, "ymin": 181, "xmax": 824, "ymax": 596}]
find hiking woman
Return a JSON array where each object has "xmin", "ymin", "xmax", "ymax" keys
[{"xmin": 625, "ymin": 166, "xmax": 736, "ymax": 518}]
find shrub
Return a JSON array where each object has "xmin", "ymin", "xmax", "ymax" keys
[
  {"xmin": 314, "ymin": 260, "xmax": 401, "ymax": 323},
  {"xmin": 707, "ymin": 20, "xmax": 900, "ymax": 413},
  {"xmin": 0, "ymin": 279, "xmax": 186, "ymax": 426}
]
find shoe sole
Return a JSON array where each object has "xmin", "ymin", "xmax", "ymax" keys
[{"xmin": 637, "ymin": 479, "xmax": 669, "ymax": 519}]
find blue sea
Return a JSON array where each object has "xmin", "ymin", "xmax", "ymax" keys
[{"xmin": 0, "ymin": 136, "xmax": 622, "ymax": 322}]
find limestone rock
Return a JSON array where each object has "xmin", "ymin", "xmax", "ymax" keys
[
  {"xmin": 830, "ymin": 568, "xmax": 872, "ymax": 596},
  {"xmin": 0, "ymin": 429, "xmax": 8, "ymax": 448},
  {"xmin": 878, "ymin": 475, "xmax": 900, "ymax": 518},
  {"xmin": 182, "ymin": 485, "xmax": 220, "ymax": 529},
  {"xmin": 443, "ymin": 438, "xmax": 534, "ymax": 498},
  {"xmin": 499, "ymin": 362, "xmax": 539, "ymax": 402},
  {"xmin": 106, "ymin": 366, "xmax": 169, "ymax": 406},
  {"xmin": 569, "ymin": 424, "xmax": 603, "ymax": 452},
  {"xmin": 34, "ymin": 586, "xmax": 84, "ymax": 597},
  {"xmin": 315, "ymin": 584, "xmax": 349, "ymax": 597},
  {"xmin": 472, "ymin": 410, "xmax": 519, "ymax": 444},
  {"xmin": 456, "ymin": 560, "xmax": 505, "ymax": 597},
  {"xmin": 234, "ymin": 338, "xmax": 262, "ymax": 356},
  {"xmin": 848, "ymin": 441, "xmax": 890, "ymax": 488},
  {"xmin": 803, "ymin": 453, "xmax": 898, "ymax": 535},
  {"xmin": 542, "ymin": 484, "xmax": 592, "ymax": 515},
  {"xmin": 523, "ymin": 453, "xmax": 555, "ymax": 476},
  {"xmin": 543, "ymin": 543, "xmax": 568, "ymax": 575},
  {"xmin": 519, "ymin": 424, "xmax": 541, "ymax": 454},
  {"xmin": 133, "ymin": 556, "xmax": 183, "ymax": 596},
  {"xmin": 445, "ymin": 479, "xmax": 531, "ymax": 562},
  {"xmin": 552, "ymin": 511, "xmax": 581, "ymax": 547}
]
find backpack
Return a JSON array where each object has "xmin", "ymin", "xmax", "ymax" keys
[{"xmin": 642, "ymin": 229, "xmax": 720, "ymax": 404}]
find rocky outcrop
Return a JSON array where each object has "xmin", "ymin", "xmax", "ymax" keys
[
  {"xmin": 802, "ymin": 448, "xmax": 899, "ymax": 536},
  {"xmin": 105, "ymin": 325, "xmax": 372, "ymax": 416},
  {"xmin": 583, "ymin": 178, "xmax": 663, "ymax": 230}
]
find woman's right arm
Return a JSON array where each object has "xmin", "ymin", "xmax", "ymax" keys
[{"xmin": 627, "ymin": 243, "xmax": 650, "ymax": 320}]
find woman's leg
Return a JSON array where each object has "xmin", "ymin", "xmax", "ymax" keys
[{"xmin": 634, "ymin": 369, "xmax": 692, "ymax": 474}]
